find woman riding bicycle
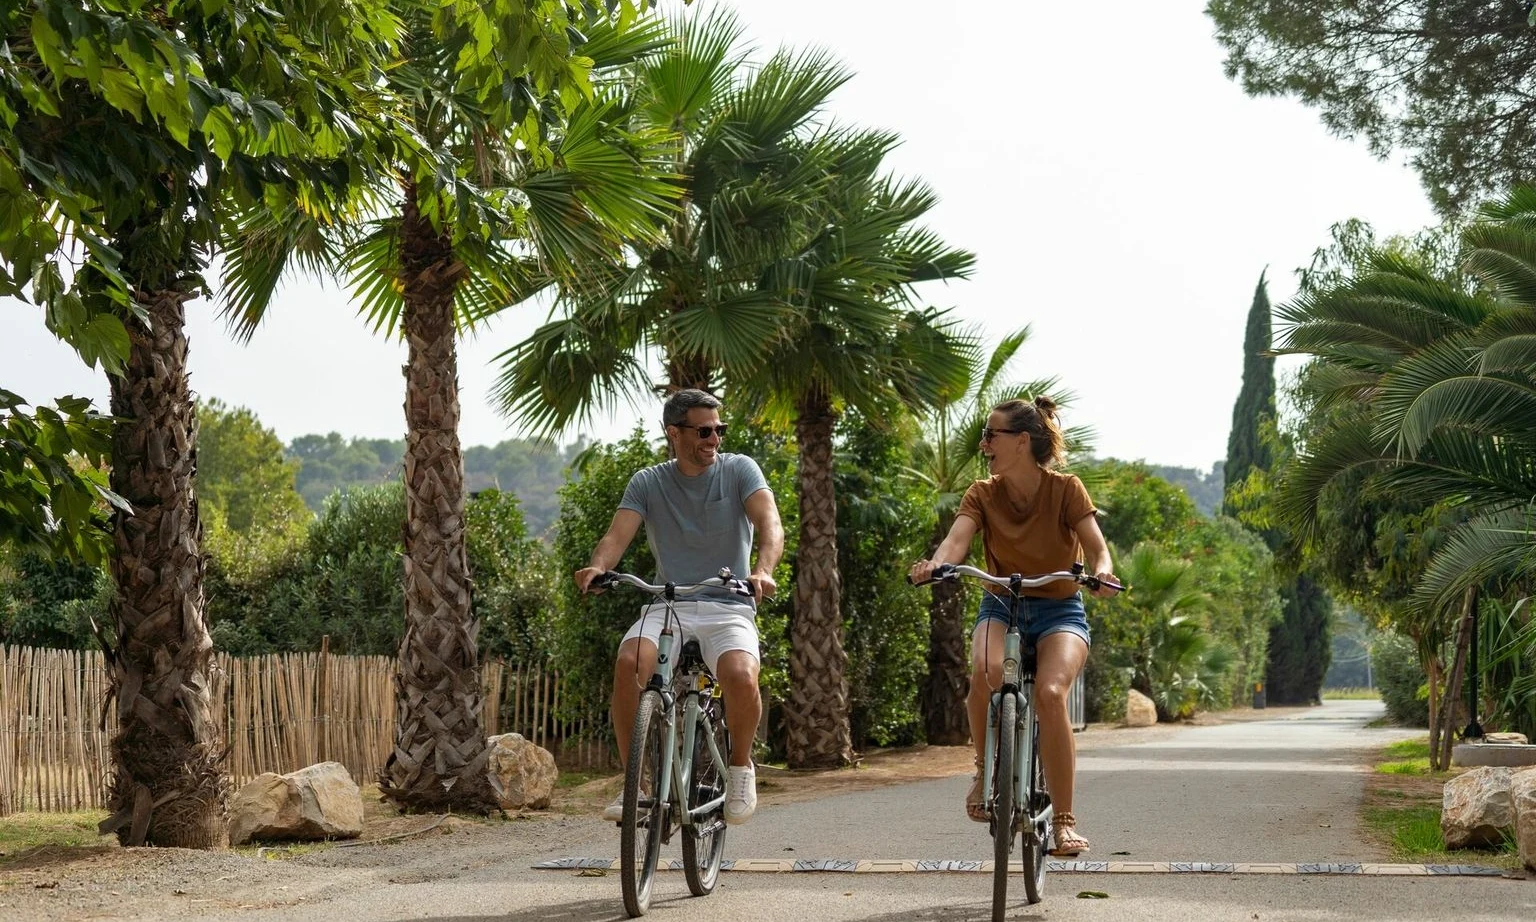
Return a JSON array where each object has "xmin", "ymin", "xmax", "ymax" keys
[{"xmin": 909, "ymin": 396, "xmax": 1117, "ymax": 857}]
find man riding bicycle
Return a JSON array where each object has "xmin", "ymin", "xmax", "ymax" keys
[{"xmin": 575, "ymin": 388, "xmax": 784, "ymax": 827}]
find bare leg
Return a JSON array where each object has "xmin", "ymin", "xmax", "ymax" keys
[
  {"xmin": 1034, "ymin": 631, "xmax": 1089, "ymax": 849},
  {"xmin": 714, "ymin": 650, "xmax": 762, "ymax": 766},
  {"xmin": 610, "ymin": 637, "xmax": 658, "ymax": 768},
  {"xmin": 967, "ymin": 619, "xmax": 1008, "ymax": 763}
]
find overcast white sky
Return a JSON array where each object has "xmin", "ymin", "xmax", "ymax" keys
[{"xmin": 0, "ymin": 1, "xmax": 1438, "ymax": 473}]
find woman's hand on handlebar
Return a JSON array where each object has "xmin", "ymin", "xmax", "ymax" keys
[
  {"xmin": 908, "ymin": 559, "xmax": 944, "ymax": 586},
  {"xmin": 1084, "ymin": 569, "xmax": 1123, "ymax": 599}
]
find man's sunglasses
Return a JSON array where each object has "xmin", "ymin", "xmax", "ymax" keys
[
  {"xmin": 980, "ymin": 427, "xmax": 1024, "ymax": 442},
  {"xmin": 676, "ymin": 424, "xmax": 728, "ymax": 439}
]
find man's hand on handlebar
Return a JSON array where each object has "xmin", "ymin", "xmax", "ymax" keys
[
  {"xmin": 748, "ymin": 570, "xmax": 777, "ymax": 603},
  {"xmin": 574, "ymin": 566, "xmax": 607, "ymax": 595}
]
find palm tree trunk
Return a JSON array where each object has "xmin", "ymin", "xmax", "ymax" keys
[
  {"xmin": 379, "ymin": 187, "xmax": 498, "ymax": 814},
  {"xmin": 786, "ymin": 393, "xmax": 853, "ymax": 768},
  {"xmin": 921, "ymin": 514, "xmax": 970, "ymax": 745},
  {"xmin": 99, "ymin": 288, "xmax": 228, "ymax": 848}
]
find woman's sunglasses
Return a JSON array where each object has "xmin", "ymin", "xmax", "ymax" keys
[{"xmin": 980, "ymin": 427, "xmax": 1023, "ymax": 442}]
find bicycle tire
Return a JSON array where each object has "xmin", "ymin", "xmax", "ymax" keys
[
  {"xmin": 1020, "ymin": 717, "xmax": 1049, "ymax": 904},
  {"xmin": 681, "ymin": 695, "xmax": 729, "ymax": 896},
  {"xmin": 991, "ymin": 691, "xmax": 1018, "ymax": 922},
  {"xmin": 621, "ymin": 689, "xmax": 667, "ymax": 917}
]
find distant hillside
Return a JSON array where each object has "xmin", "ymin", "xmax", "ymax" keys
[
  {"xmin": 287, "ymin": 434, "xmax": 588, "ymax": 538},
  {"xmin": 1146, "ymin": 461, "xmax": 1225, "ymax": 517}
]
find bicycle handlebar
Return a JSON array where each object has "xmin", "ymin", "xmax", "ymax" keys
[
  {"xmin": 589, "ymin": 567, "xmax": 755, "ymax": 599},
  {"xmin": 909, "ymin": 561, "xmax": 1125, "ymax": 594}
]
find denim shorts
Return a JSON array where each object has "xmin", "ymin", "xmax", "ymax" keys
[{"xmin": 976, "ymin": 591, "xmax": 1091, "ymax": 647}]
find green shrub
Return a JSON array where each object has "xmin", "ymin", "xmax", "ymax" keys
[
  {"xmin": 835, "ymin": 413, "xmax": 933, "ymax": 748},
  {"xmin": 0, "ymin": 552, "xmax": 108, "ymax": 649},
  {"xmin": 550, "ymin": 432, "xmax": 666, "ymax": 723},
  {"xmin": 1372, "ymin": 631, "xmax": 1429, "ymax": 727},
  {"xmin": 466, "ymin": 488, "xmax": 559, "ymax": 663}
]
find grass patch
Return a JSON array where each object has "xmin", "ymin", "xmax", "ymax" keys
[
  {"xmin": 1360, "ymin": 738, "xmax": 1520, "ymax": 870},
  {"xmin": 1362, "ymin": 805, "xmax": 1519, "ymax": 866},
  {"xmin": 1373, "ymin": 737, "xmax": 1433, "ymax": 775},
  {"xmin": 0, "ymin": 809, "xmax": 114, "ymax": 860},
  {"xmin": 1322, "ymin": 687, "xmax": 1382, "ymax": 700},
  {"xmin": 1376, "ymin": 757, "xmax": 1432, "ymax": 775},
  {"xmin": 555, "ymin": 770, "xmax": 612, "ymax": 789},
  {"xmin": 1382, "ymin": 738, "xmax": 1431, "ymax": 760}
]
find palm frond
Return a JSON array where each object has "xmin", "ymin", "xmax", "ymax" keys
[
  {"xmin": 1412, "ymin": 506, "xmax": 1536, "ymax": 614},
  {"xmin": 218, "ymin": 200, "xmax": 342, "ymax": 341},
  {"xmin": 1272, "ymin": 414, "xmax": 1393, "ymax": 543},
  {"xmin": 975, "ymin": 326, "xmax": 1032, "ymax": 399},
  {"xmin": 1462, "ymin": 222, "xmax": 1536, "ymax": 307},
  {"xmin": 489, "ymin": 312, "xmax": 652, "ymax": 438},
  {"xmin": 344, "ymin": 218, "xmax": 407, "ymax": 337}
]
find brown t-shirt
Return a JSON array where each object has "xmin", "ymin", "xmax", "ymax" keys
[{"xmin": 955, "ymin": 470, "xmax": 1097, "ymax": 599}]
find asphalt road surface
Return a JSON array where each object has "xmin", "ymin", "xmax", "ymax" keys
[{"xmin": 9, "ymin": 701, "xmax": 1533, "ymax": 922}]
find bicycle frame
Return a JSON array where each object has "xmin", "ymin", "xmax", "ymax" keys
[
  {"xmin": 644, "ymin": 620, "xmax": 729, "ymax": 842},
  {"xmin": 978, "ymin": 594, "xmax": 1052, "ymax": 838}
]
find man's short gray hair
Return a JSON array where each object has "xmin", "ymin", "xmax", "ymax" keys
[{"xmin": 662, "ymin": 388, "xmax": 722, "ymax": 428}]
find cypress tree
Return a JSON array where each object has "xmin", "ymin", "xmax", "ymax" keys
[
  {"xmin": 1221, "ymin": 271, "xmax": 1332, "ymax": 704},
  {"xmin": 1223, "ymin": 271, "xmax": 1275, "ymax": 511},
  {"xmin": 1265, "ymin": 573, "xmax": 1333, "ymax": 704}
]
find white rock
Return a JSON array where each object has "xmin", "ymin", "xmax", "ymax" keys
[
  {"xmin": 1441, "ymin": 766, "xmax": 1515, "ymax": 850},
  {"xmin": 1485, "ymin": 732, "xmax": 1529, "ymax": 745},
  {"xmin": 1125, "ymin": 689, "xmax": 1157, "ymax": 728},
  {"xmin": 488, "ymin": 733, "xmax": 559, "ymax": 810},
  {"xmin": 228, "ymin": 761, "xmax": 364, "ymax": 846},
  {"xmin": 1512, "ymin": 766, "xmax": 1536, "ymax": 872}
]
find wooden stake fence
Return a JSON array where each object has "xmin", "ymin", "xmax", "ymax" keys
[{"xmin": 0, "ymin": 644, "xmax": 610, "ymax": 816}]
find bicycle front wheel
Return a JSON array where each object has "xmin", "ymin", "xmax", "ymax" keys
[
  {"xmin": 1020, "ymin": 718, "xmax": 1049, "ymax": 904},
  {"xmin": 991, "ymin": 691, "xmax": 1018, "ymax": 922},
  {"xmin": 621, "ymin": 689, "xmax": 668, "ymax": 917},
  {"xmin": 681, "ymin": 695, "xmax": 729, "ymax": 896}
]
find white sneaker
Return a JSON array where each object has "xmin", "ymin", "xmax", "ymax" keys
[
  {"xmin": 602, "ymin": 791, "xmax": 625, "ymax": 823},
  {"xmin": 724, "ymin": 763, "xmax": 757, "ymax": 825}
]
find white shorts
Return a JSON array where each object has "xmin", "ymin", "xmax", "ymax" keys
[{"xmin": 620, "ymin": 600, "xmax": 761, "ymax": 674}]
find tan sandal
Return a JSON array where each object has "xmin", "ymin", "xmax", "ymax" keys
[
  {"xmin": 965, "ymin": 757, "xmax": 988, "ymax": 823},
  {"xmin": 1050, "ymin": 811, "xmax": 1090, "ymax": 856}
]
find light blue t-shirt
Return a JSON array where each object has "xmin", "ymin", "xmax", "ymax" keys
[{"xmin": 618, "ymin": 453, "xmax": 770, "ymax": 608}]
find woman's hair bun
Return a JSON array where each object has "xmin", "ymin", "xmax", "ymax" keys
[{"xmin": 1032, "ymin": 395, "xmax": 1058, "ymax": 418}]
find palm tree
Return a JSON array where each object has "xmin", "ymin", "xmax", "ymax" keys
[
  {"xmin": 221, "ymin": 5, "xmax": 677, "ymax": 813},
  {"xmin": 906, "ymin": 328, "xmax": 1069, "ymax": 743},
  {"xmin": 1273, "ymin": 202, "xmax": 1536, "ymax": 611},
  {"xmin": 491, "ymin": 7, "xmax": 851, "ymax": 426},
  {"xmin": 738, "ymin": 129, "xmax": 975, "ymax": 768},
  {"xmin": 1104, "ymin": 542, "xmax": 1210, "ymax": 720},
  {"xmin": 1273, "ymin": 188, "xmax": 1536, "ymax": 765},
  {"xmin": 3, "ymin": 0, "xmax": 397, "ymax": 846}
]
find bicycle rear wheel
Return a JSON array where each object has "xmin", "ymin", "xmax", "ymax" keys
[
  {"xmin": 681, "ymin": 695, "xmax": 729, "ymax": 896},
  {"xmin": 1020, "ymin": 717, "xmax": 1049, "ymax": 904},
  {"xmin": 621, "ymin": 689, "xmax": 668, "ymax": 917},
  {"xmin": 991, "ymin": 691, "xmax": 1018, "ymax": 922}
]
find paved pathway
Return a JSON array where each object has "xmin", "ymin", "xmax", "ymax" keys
[{"xmin": 108, "ymin": 701, "xmax": 1535, "ymax": 922}]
